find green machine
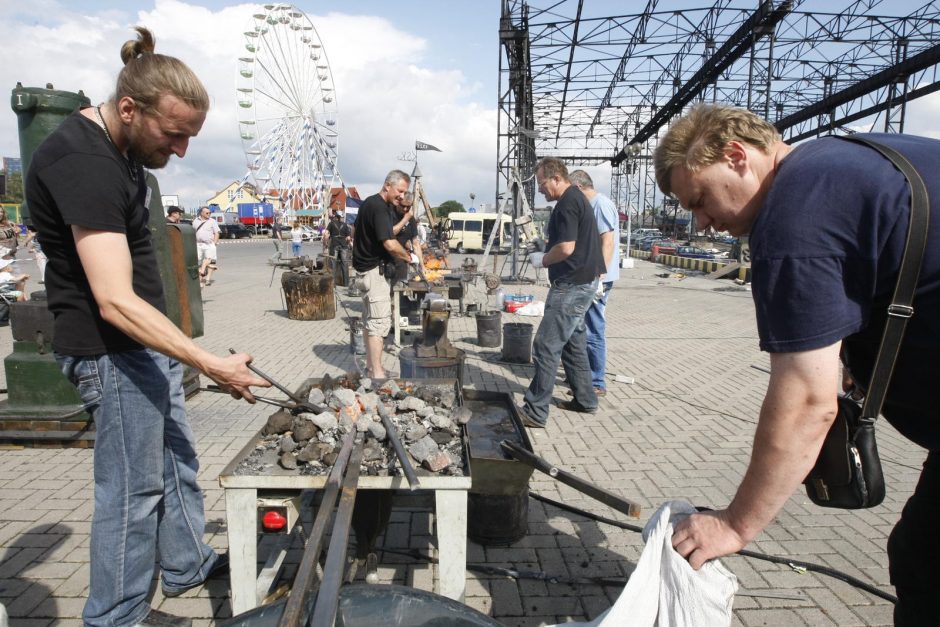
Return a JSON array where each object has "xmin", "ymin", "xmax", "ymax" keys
[{"xmin": 0, "ymin": 83, "xmax": 204, "ymax": 445}]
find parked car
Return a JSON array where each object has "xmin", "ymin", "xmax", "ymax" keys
[
  {"xmin": 675, "ymin": 245, "xmax": 718, "ymax": 259},
  {"xmin": 644, "ymin": 238, "xmax": 679, "ymax": 254},
  {"xmin": 299, "ymin": 224, "xmax": 321, "ymax": 242},
  {"xmin": 219, "ymin": 222, "xmax": 251, "ymax": 239}
]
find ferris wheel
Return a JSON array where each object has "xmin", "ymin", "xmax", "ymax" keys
[{"xmin": 236, "ymin": 4, "xmax": 339, "ymax": 217}]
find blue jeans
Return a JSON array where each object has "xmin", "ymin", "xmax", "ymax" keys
[
  {"xmin": 291, "ymin": 241, "xmax": 302, "ymax": 257},
  {"xmin": 584, "ymin": 281, "xmax": 613, "ymax": 390},
  {"xmin": 57, "ymin": 349, "xmax": 220, "ymax": 626},
  {"xmin": 523, "ymin": 279, "xmax": 598, "ymax": 424}
]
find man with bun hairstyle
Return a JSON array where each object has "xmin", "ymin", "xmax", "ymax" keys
[{"xmin": 26, "ymin": 27, "xmax": 268, "ymax": 627}]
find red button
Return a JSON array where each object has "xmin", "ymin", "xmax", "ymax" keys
[{"xmin": 261, "ymin": 510, "xmax": 287, "ymax": 530}]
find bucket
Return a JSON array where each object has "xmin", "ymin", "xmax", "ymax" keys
[
  {"xmin": 475, "ymin": 311, "xmax": 501, "ymax": 348},
  {"xmin": 501, "ymin": 323, "xmax": 533, "ymax": 363},
  {"xmin": 349, "ymin": 320, "xmax": 366, "ymax": 355},
  {"xmin": 398, "ymin": 347, "xmax": 466, "ymax": 386},
  {"xmin": 468, "ymin": 487, "xmax": 529, "ymax": 546}
]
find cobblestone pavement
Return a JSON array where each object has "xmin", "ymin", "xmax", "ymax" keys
[{"xmin": 0, "ymin": 240, "xmax": 925, "ymax": 626}]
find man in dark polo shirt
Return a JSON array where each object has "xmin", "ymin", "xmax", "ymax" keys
[
  {"xmin": 351, "ymin": 170, "xmax": 416, "ymax": 379},
  {"xmin": 518, "ymin": 157, "xmax": 606, "ymax": 428}
]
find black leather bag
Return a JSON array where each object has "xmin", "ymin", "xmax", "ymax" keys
[
  {"xmin": 802, "ymin": 135, "xmax": 929, "ymax": 510},
  {"xmin": 804, "ymin": 396, "xmax": 886, "ymax": 508}
]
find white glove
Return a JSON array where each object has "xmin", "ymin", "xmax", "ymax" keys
[
  {"xmin": 529, "ymin": 252, "xmax": 545, "ymax": 268},
  {"xmin": 595, "ymin": 281, "xmax": 605, "ymax": 298},
  {"xmin": 409, "ymin": 252, "xmax": 421, "ymax": 265}
]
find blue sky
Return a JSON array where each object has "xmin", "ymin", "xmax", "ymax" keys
[{"xmin": 3, "ymin": 1, "xmax": 940, "ymax": 211}]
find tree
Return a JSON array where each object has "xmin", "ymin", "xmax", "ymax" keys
[
  {"xmin": 0, "ymin": 171, "xmax": 24, "ymax": 206},
  {"xmin": 434, "ymin": 200, "xmax": 464, "ymax": 219}
]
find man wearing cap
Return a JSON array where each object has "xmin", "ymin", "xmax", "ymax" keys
[
  {"xmin": 166, "ymin": 206, "xmax": 183, "ymax": 223},
  {"xmin": 324, "ymin": 210, "xmax": 352, "ymax": 287}
]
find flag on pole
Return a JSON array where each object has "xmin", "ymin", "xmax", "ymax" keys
[{"xmin": 415, "ymin": 140, "xmax": 442, "ymax": 152}]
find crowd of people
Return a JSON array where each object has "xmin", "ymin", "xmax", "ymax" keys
[{"xmin": 6, "ymin": 21, "xmax": 938, "ymax": 627}]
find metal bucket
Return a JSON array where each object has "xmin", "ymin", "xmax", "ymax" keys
[
  {"xmin": 398, "ymin": 347, "xmax": 465, "ymax": 387},
  {"xmin": 501, "ymin": 323, "xmax": 533, "ymax": 363},
  {"xmin": 468, "ymin": 487, "xmax": 529, "ymax": 546},
  {"xmin": 349, "ymin": 320, "xmax": 365, "ymax": 355},
  {"xmin": 474, "ymin": 311, "xmax": 501, "ymax": 348}
]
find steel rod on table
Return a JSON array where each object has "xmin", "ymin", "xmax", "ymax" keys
[
  {"xmin": 279, "ymin": 430, "xmax": 358, "ymax": 627},
  {"xmin": 376, "ymin": 402, "xmax": 421, "ymax": 490},
  {"xmin": 310, "ymin": 435, "xmax": 365, "ymax": 627},
  {"xmin": 500, "ymin": 440, "xmax": 642, "ymax": 518}
]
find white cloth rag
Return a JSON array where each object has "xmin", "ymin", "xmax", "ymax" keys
[{"xmin": 551, "ymin": 500, "xmax": 738, "ymax": 627}]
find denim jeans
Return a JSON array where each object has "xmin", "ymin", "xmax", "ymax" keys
[
  {"xmin": 291, "ymin": 241, "xmax": 302, "ymax": 257},
  {"xmin": 57, "ymin": 349, "xmax": 219, "ymax": 626},
  {"xmin": 584, "ymin": 281, "xmax": 613, "ymax": 390},
  {"xmin": 523, "ymin": 279, "xmax": 598, "ymax": 424}
]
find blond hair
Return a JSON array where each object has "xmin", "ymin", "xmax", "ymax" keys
[
  {"xmin": 654, "ymin": 105, "xmax": 779, "ymax": 195},
  {"xmin": 113, "ymin": 27, "xmax": 209, "ymax": 114}
]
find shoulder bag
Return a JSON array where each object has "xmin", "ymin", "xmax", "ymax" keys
[{"xmin": 803, "ymin": 135, "xmax": 930, "ymax": 509}]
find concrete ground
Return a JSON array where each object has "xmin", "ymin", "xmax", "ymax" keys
[{"xmin": 0, "ymin": 238, "xmax": 926, "ymax": 626}]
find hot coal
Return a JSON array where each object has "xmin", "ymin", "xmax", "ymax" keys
[{"xmin": 233, "ymin": 377, "xmax": 466, "ymax": 478}]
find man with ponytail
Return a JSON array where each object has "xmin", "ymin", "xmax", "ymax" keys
[{"xmin": 26, "ymin": 28, "xmax": 269, "ymax": 626}]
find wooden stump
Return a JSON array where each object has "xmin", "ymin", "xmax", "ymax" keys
[{"xmin": 281, "ymin": 270, "xmax": 336, "ymax": 320}]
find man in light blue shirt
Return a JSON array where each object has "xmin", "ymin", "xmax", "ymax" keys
[{"xmin": 570, "ymin": 170, "xmax": 620, "ymax": 395}]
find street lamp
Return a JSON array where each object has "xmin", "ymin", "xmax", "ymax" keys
[{"xmin": 469, "ymin": 192, "xmax": 475, "ymax": 212}]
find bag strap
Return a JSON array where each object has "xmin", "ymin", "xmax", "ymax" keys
[{"xmin": 837, "ymin": 135, "xmax": 930, "ymax": 421}]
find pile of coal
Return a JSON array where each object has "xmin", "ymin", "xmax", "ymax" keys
[{"xmin": 234, "ymin": 377, "xmax": 471, "ymax": 477}]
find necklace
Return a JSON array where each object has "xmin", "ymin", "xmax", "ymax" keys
[{"xmin": 94, "ymin": 105, "xmax": 138, "ymax": 183}]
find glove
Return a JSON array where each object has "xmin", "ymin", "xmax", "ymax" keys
[
  {"xmin": 594, "ymin": 281, "xmax": 605, "ymax": 301},
  {"xmin": 529, "ymin": 252, "xmax": 545, "ymax": 268},
  {"xmin": 409, "ymin": 252, "xmax": 421, "ymax": 265}
]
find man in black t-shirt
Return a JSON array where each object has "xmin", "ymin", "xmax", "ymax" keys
[
  {"xmin": 25, "ymin": 27, "xmax": 267, "ymax": 627},
  {"xmin": 656, "ymin": 104, "xmax": 940, "ymax": 623},
  {"xmin": 518, "ymin": 157, "xmax": 606, "ymax": 429},
  {"xmin": 351, "ymin": 170, "xmax": 416, "ymax": 379}
]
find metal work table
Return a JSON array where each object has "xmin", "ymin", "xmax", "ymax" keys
[
  {"xmin": 391, "ymin": 278, "xmax": 467, "ymax": 346},
  {"xmin": 218, "ymin": 429, "xmax": 472, "ymax": 615}
]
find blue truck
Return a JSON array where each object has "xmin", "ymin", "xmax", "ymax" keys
[{"xmin": 237, "ymin": 202, "xmax": 275, "ymax": 235}]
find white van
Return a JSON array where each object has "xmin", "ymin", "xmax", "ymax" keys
[{"xmin": 445, "ymin": 212, "xmax": 515, "ymax": 253}]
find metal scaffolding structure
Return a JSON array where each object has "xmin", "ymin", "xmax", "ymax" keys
[{"xmin": 497, "ymin": 0, "xmax": 940, "ymax": 227}]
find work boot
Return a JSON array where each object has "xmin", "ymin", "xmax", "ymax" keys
[{"xmin": 133, "ymin": 609, "xmax": 192, "ymax": 627}]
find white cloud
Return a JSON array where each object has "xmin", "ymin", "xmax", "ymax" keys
[{"xmin": 0, "ymin": 1, "xmax": 498, "ymax": 210}]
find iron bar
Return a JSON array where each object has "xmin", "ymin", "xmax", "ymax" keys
[
  {"xmin": 279, "ymin": 429, "xmax": 358, "ymax": 627},
  {"xmin": 309, "ymin": 435, "xmax": 365, "ymax": 627},
  {"xmin": 500, "ymin": 440, "xmax": 642, "ymax": 518},
  {"xmin": 228, "ymin": 348, "xmax": 320, "ymax": 411},
  {"xmin": 376, "ymin": 402, "xmax": 421, "ymax": 490}
]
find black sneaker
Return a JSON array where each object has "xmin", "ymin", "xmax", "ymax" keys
[
  {"xmin": 162, "ymin": 553, "xmax": 229, "ymax": 598},
  {"xmin": 554, "ymin": 399, "xmax": 598, "ymax": 414},
  {"xmin": 133, "ymin": 608, "xmax": 192, "ymax": 627}
]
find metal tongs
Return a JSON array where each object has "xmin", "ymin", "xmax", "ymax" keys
[{"xmin": 200, "ymin": 349, "xmax": 327, "ymax": 413}]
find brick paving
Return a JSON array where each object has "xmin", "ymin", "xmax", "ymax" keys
[{"xmin": 0, "ymin": 239, "xmax": 926, "ymax": 625}]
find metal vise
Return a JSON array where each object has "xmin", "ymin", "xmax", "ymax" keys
[{"xmin": 414, "ymin": 293, "xmax": 459, "ymax": 359}]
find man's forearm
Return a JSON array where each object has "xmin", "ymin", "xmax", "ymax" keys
[{"xmin": 600, "ymin": 231, "xmax": 614, "ymax": 270}]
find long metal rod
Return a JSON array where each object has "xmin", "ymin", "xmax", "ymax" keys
[
  {"xmin": 310, "ymin": 435, "xmax": 365, "ymax": 627},
  {"xmin": 202, "ymin": 385, "xmax": 298, "ymax": 411},
  {"xmin": 500, "ymin": 440, "xmax": 642, "ymax": 518},
  {"xmin": 279, "ymin": 430, "xmax": 358, "ymax": 627},
  {"xmin": 376, "ymin": 402, "xmax": 421, "ymax": 490}
]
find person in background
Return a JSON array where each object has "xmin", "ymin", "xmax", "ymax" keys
[
  {"xmin": 290, "ymin": 220, "xmax": 304, "ymax": 257},
  {"xmin": 391, "ymin": 191, "xmax": 424, "ymax": 282},
  {"xmin": 166, "ymin": 205, "xmax": 183, "ymax": 223},
  {"xmin": 655, "ymin": 104, "xmax": 940, "ymax": 625},
  {"xmin": 323, "ymin": 210, "xmax": 352, "ymax": 287},
  {"xmin": 569, "ymin": 170, "xmax": 621, "ymax": 396},
  {"xmin": 0, "ymin": 207, "xmax": 18, "ymax": 258},
  {"xmin": 518, "ymin": 157, "xmax": 606, "ymax": 429},
  {"xmin": 22, "ymin": 225, "xmax": 47, "ymax": 284},
  {"xmin": 351, "ymin": 170, "xmax": 416, "ymax": 379},
  {"xmin": 192, "ymin": 205, "xmax": 220, "ymax": 286},
  {"xmin": 0, "ymin": 257, "xmax": 29, "ymax": 301},
  {"xmin": 25, "ymin": 26, "xmax": 268, "ymax": 626}
]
